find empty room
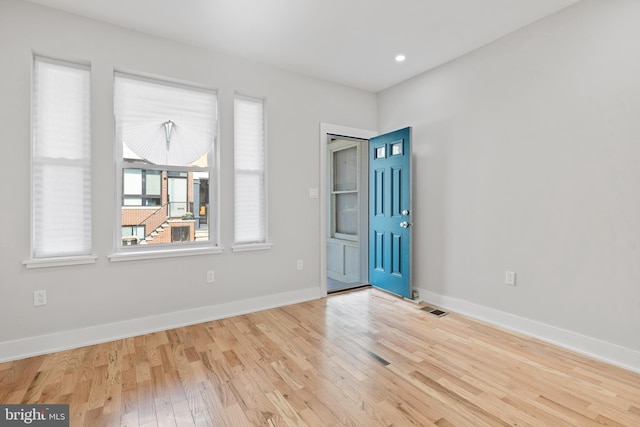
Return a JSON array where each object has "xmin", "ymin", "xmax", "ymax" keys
[{"xmin": 1, "ymin": 0, "xmax": 639, "ymax": 425}]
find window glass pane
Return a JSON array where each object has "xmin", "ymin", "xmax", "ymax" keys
[
  {"xmin": 122, "ymin": 226, "xmax": 145, "ymax": 239},
  {"xmin": 392, "ymin": 142, "xmax": 403, "ymax": 155},
  {"xmin": 145, "ymin": 170, "xmax": 161, "ymax": 195},
  {"xmin": 333, "ymin": 147, "xmax": 357, "ymax": 191},
  {"xmin": 335, "ymin": 193, "xmax": 358, "ymax": 235},
  {"xmin": 171, "ymin": 226, "xmax": 191, "ymax": 242},
  {"xmin": 120, "ymin": 169, "xmax": 210, "ymax": 245},
  {"xmin": 123, "ymin": 197, "xmax": 142, "ymax": 206},
  {"xmin": 123, "ymin": 169, "xmax": 142, "ymax": 195},
  {"xmin": 375, "ymin": 146, "xmax": 386, "ymax": 159},
  {"xmin": 168, "ymin": 171, "xmax": 187, "ymax": 178},
  {"xmin": 144, "ymin": 197, "xmax": 160, "ymax": 206}
]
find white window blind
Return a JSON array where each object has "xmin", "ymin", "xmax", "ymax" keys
[
  {"xmin": 114, "ymin": 73, "xmax": 217, "ymax": 167},
  {"xmin": 32, "ymin": 57, "xmax": 91, "ymax": 258},
  {"xmin": 234, "ymin": 96, "xmax": 266, "ymax": 244}
]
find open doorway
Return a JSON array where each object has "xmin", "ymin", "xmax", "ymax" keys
[
  {"xmin": 320, "ymin": 124, "xmax": 413, "ymax": 298},
  {"xmin": 326, "ymin": 135, "xmax": 369, "ymax": 293}
]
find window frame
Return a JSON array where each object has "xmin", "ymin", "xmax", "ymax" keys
[{"xmin": 110, "ymin": 71, "xmax": 221, "ymax": 261}]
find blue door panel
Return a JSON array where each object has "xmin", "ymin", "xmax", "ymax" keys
[
  {"xmin": 391, "ymin": 233, "xmax": 402, "ymax": 275},
  {"xmin": 374, "ymin": 169, "xmax": 385, "ymax": 216},
  {"xmin": 375, "ymin": 231, "xmax": 384, "ymax": 271},
  {"xmin": 391, "ymin": 167, "xmax": 402, "ymax": 217},
  {"xmin": 369, "ymin": 127, "xmax": 411, "ymax": 298}
]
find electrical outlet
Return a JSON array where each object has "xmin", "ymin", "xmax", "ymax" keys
[
  {"xmin": 505, "ymin": 271, "xmax": 516, "ymax": 286},
  {"xmin": 206, "ymin": 270, "xmax": 215, "ymax": 283},
  {"xmin": 297, "ymin": 260, "xmax": 304, "ymax": 271},
  {"xmin": 34, "ymin": 290, "xmax": 47, "ymax": 307}
]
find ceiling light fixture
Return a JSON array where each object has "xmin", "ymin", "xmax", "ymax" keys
[{"xmin": 395, "ymin": 54, "xmax": 406, "ymax": 62}]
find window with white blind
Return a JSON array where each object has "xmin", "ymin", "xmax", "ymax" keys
[
  {"xmin": 27, "ymin": 56, "xmax": 94, "ymax": 266},
  {"xmin": 113, "ymin": 72, "xmax": 218, "ymax": 255},
  {"xmin": 233, "ymin": 95, "xmax": 269, "ymax": 249}
]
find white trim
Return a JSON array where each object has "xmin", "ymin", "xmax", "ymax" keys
[
  {"xmin": 319, "ymin": 123, "xmax": 377, "ymax": 297},
  {"xmin": 231, "ymin": 243, "xmax": 274, "ymax": 252},
  {"xmin": 23, "ymin": 254, "xmax": 98, "ymax": 269},
  {"xmin": 417, "ymin": 287, "xmax": 640, "ymax": 374},
  {"xmin": 0, "ymin": 286, "xmax": 321, "ymax": 364},
  {"xmin": 108, "ymin": 245, "xmax": 223, "ymax": 262}
]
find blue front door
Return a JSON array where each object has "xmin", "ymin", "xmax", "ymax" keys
[{"xmin": 369, "ymin": 127, "xmax": 412, "ymax": 298}]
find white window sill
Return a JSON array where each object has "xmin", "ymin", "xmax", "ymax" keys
[
  {"xmin": 231, "ymin": 242, "xmax": 273, "ymax": 252},
  {"xmin": 23, "ymin": 254, "xmax": 98, "ymax": 269},
  {"xmin": 109, "ymin": 245, "xmax": 224, "ymax": 262}
]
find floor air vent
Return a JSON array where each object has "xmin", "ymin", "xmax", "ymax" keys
[{"xmin": 420, "ymin": 305, "xmax": 448, "ymax": 317}]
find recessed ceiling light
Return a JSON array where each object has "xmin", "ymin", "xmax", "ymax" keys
[{"xmin": 395, "ymin": 54, "xmax": 406, "ymax": 62}]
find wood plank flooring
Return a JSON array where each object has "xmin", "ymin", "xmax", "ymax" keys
[{"xmin": 1, "ymin": 287, "xmax": 639, "ymax": 426}]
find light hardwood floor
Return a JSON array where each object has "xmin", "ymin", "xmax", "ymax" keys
[{"xmin": 1, "ymin": 287, "xmax": 639, "ymax": 426}]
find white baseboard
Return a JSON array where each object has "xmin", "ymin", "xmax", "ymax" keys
[
  {"xmin": 418, "ymin": 288, "xmax": 640, "ymax": 374},
  {"xmin": 0, "ymin": 287, "xmax": 322, "ymax": 363}
]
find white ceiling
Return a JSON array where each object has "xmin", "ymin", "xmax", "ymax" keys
[{"xmin": 23, "ymin": 0, "xmax": 580, "ymax": 92}]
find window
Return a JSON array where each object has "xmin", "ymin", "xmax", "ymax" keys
[
  {"xmin": 121, "ymin": 226, "xmax": 145, "ymax": 246},
  {"xmin": 330, "ymin": 142, "xmax": 360, "ymax": 240},
  {"xmin": 123, "ymin": 169, "xmax": 161, "ymax": 206},
  {"xmin": 171, "ymin": 226, "xmax": 190, "ymax": 242},
  {"xmin": 234, "ymin": 95, "xmax": 268, "ymax": 247},
  {"xmin": 114, "ymin": 73, "xmax": 217, "ymax": 250},
  {"xmin": 122, "ymin": 225, "xmax": 145, "ymax": 239},
  {"xmin": 30, "ymin": 56, "xmax": 92, "ymax": 261}
]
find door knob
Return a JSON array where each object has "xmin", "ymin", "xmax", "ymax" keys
[
  {"xmin": 402, "ymin": 209, "xmax": 410, "ymax": 216},
  {"xmin": 400, "ymin": 221, "xmax": 411, "ymax": 228}
]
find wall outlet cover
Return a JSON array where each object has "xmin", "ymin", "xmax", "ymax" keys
[
  {"xmin": 34, "ymin": 290, "xmax": 47, "ymax": 306},
  {"xmin": 505, "ymin": 271, "xmax": 516, "ymax": 286}
]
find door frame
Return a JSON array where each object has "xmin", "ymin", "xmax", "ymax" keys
[{"xmin": 319, "ymin": 123, "xmax": 377, "ymax": 297}]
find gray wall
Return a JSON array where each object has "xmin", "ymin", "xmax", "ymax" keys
[
  {"xmin": 379, "ymin": 0, "xmax": 640, "ymax": 361},
  {"xmin": 0, "ymin": 0, "xmax": 376, "ymax": 357}
]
